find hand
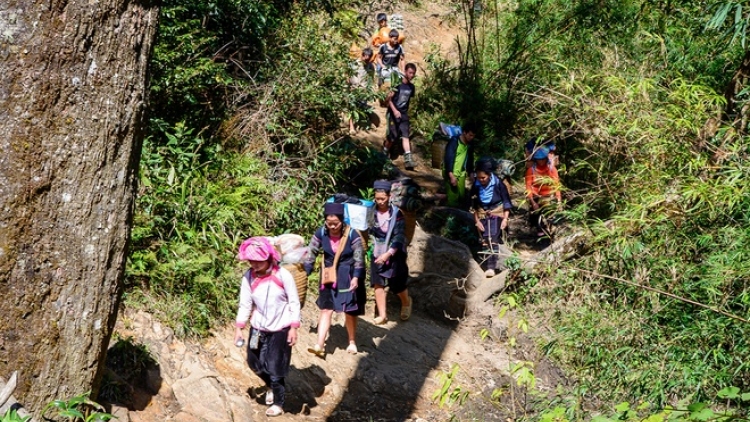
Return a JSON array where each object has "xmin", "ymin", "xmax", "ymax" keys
[
  {"xmin": 449, "ymin": 174, "xmax": 457, "ymax": 187},
  {"xmin": 393, "ymin": 110, "xmax": 401, "ymax": 119},
  {"xmin": 475, "ymin": 221, "xmax": 485, "ymax": 232},
  {"xmin": 531, "ymin": 201, "xmax": 540, "ymax": 211},
  {"xmin": 287, "ymin": 328, "xmax": 297, "ymax": 346},
  {"xmin": 348, "ymin": 277, "xmax": 359, "ymax": 292},
  {"xmin": 234, "ymin": 327, "xmax": 243, "ymax": 344},
  {"xmin": 374, "ymin": 252, "xmax": 391, "ymax": 265},
  {"xmin": 500, "ymin": 218, "xmax": 508, "ymax": 230}
]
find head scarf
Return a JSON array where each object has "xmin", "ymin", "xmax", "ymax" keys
[
  {"xmin": 237, "ymin": 236, "xmax": 280, "ymax": 263},
  {"xmin": 532, "ymin": 146, "xmax": 550, "ymax": 161},
  {"xmin": 373, "ymin": 180, "xmax": 392, "ymax": 192},
  {"xmin": 324, "ymin": 202, "xmax": 345, "ymax": 217}
]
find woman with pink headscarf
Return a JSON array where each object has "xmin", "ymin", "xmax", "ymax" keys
[{"xmin": 234, "ymin": 236, "xmax": 301, "ymax": 417}]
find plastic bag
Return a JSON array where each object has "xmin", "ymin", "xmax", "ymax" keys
[
  {"xmin": 272, "ymin": 234, "xmax": 305, "ymax": 256},
  {"xmin": 281, "ymin": 246, "xmax": 309, "ymax": 265}
]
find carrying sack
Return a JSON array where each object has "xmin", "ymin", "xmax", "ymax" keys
[
  {"xmin": 495, "ymin": 159, "xmax": 516, "ymax": 180},
  {"xmin": 390, "ymin": 178, "xmax": 423, "ymax": 212},
  {"xmin": 321, "ymin": 226, "xmax": 350, "ymax": 286}
]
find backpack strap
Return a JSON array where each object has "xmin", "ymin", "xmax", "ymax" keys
[{"xmin": 383, "ymin": 205, "xmax": 399, "ymax": 249}]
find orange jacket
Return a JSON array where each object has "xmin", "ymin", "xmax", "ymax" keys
[{"xmin": 525, "ymin": 163, "xmax": 561, "ymax": 200}]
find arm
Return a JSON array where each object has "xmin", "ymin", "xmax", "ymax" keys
[
  {"xmin": 377, "ymin": 44, "xmax": 385, "ymax": 68},
  {"xmin": 469, "ymin": 184, "xmax": 484, "ymax": 232},
  {"xmin": 387, "ymin": 87, "xmax": 401, "ymax": 119},
  {"xmin": 493, "ymin": 180, "xmax": 513, "ymax": 230},
  {"xmin": 397, "ymin": 47, "xmax": 405, "ymax": 72},
  {"xmin": 375, "ymin": 208, "xmax": 406, "ymax": 265},
  {"xmin": 550, "ymin": 166, "xmax": 563, "ymax": 203},
  {"xmin": 234, "ymin": 273, "xmax": 253, "ymax": 342},
  {"xmin": 348, "ymin": 232, "xmax": 365, "ymax": 291},
  {"xmin": 525, "ymin": 167, "xmax": 539, "ymax": 210},
  {"xmin": 302, "ymin": 229, "xmax": 322, "ymax": 276}
]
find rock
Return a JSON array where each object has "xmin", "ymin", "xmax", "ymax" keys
[{"xmin": 172, "ymin": 373, "xmax": 229, "ymax": 422}]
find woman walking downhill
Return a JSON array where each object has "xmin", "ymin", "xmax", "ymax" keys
[
  {"xmin": 234, "ymin": 236, "xmax": 300, "ymax": 417},
  {"xmin": 525, "ymin": 146, "xmax": 562, "ymax": 237},
  {"xmin": 471, "ymin": 159, "xmax": 513, "ymax": 277},
  {"xmin": 304, "ymin": 202, "xmax": 366, "ymax": 356},
  {"xmin": 369, "ymin": 180, "xmax": 412, "ymax": 324}
]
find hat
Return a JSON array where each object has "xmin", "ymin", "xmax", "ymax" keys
[
  {"xmin": 237, "ymin": 236, "xmax": 281, "ymax": 262},
  {"xmin": 373, "ymin": 180, "xmax": 392, "ymax": 191},
  {"xmin": 531, "ymin": 146, "xmax": 549, "ymax": 161},
  {"xmin": 324, "ymin": 202, "xmax": 345, "ymax": 216}
]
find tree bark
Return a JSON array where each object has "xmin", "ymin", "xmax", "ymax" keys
[{"xmin": 0, "ymin": 0, "xmax": 159, "ymax": 415}]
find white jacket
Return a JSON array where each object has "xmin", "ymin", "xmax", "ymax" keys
[{"xmin": 235, "ymin": 266, "xmax": 301, "ymax": 332}]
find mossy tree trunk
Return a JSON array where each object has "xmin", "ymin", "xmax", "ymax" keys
[{"xmin": 0, "ymin": 0, "xmax": 159, "ymax": 415}]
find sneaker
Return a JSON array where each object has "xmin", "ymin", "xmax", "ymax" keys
[
  {"xmin": 307, "ymin": 344, "xmax": 325, "ymax": 358},
  {"xmin": 403, "ymin": 152, "xmax": 415, "ymax": 170},
  {"xmin": 265, "ymin": 390, "xmax": 274, "ymax": 406},
  {"xmin": 373, "ymin": 316, "xmax": 388, "ymax": 325},
  {"xmin": 400, "ymin": 297, "xmax": 413, "ymax": 321},
  {"xmin": 346, "ymin": 343, "xmax": 358, "ymax": 354},
  {"xmin": 485, "ymin": 269, "xmax": 495, "ymax": 278}
]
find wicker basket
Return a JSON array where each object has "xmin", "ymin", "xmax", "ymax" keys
[
  {"xmin": 431, "ymin": 139, "xmax": 446, "ymax": 169},
  {"xmin": 283, "ymin": 263, "xmax": 308, "ymax": 308}
]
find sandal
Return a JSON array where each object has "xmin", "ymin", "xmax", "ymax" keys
[
  {"xmin": 307, "ymin": 344, "xmax": 325, "ymax": 358},
  {"xmin": 265, "ymin": 390, "xmax": 274, "ymax": 406},
  {"xmin": 400, "ymin": 297, "xmax": 413, "ymax": 321},
  {"xmin": 373, "ymin": 316, "xmax": 388, "ymax": 325},
  {"xmin": 265, "ymin": 405, "xmax": 284, "ymax": 417},
  {"xmin": 346, "ymin": 343, "xmax": 358, "ymax": 354}
]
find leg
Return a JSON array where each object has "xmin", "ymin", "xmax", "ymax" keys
[
  {"xmin": 397, "ymin": 289, "xmax": 410, "ymax": 307},
  {"xmin": 401, "ymin": 136, "xmax": 411, "ymax": 155},
  {"xmin": 316, "ymin": 309, "xmax": 333, "ymax": 348},
  {"xmin": 269, "ymin": 376, "xmax": 286, "ymax": 407},
  {"xmin": 345, "ymin": 314, "xmax": 358, "ymax": 345},
  {"xmin": 374, "ymin": 285, "xmax": 387, "ymax": 322}
]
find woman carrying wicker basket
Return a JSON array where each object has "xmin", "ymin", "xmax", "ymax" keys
[{"xmin": 234, "ymin": 236, "xmax": 300, "ymax": 417}]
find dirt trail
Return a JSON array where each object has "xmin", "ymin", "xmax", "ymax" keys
[{"xmin": 107, "ymin": 4, "xmax": 567, "ymax": 422}]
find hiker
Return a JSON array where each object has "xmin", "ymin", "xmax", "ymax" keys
[
  {"xmin": 471, "ymin": 158, "xmax": 513, "ymax": 277},
  {"xmin": 377, "ymin": 29, "xmax": 405, "ymax": 86},
  {"xmin": 368, "ymin": 180, "xmax": 413, "ymax": 324},
  {"xmin": 349, "ymin": 47, "xmax": 376, "ymax": 133},
  {"xmin": 443, "ymin": 122, "xmax": 478, "ymax": 208},
  {"xmin": 371, "ymin": 13, "xmax": 405, "ymax": 51},
  {"xmin": 525, "ymin": 146, "xmax": 563, "ymax": 237},
  {"xmin": 303, "ymin": 202, "xmax": 366, "ymax": 357},
  {"xmin": 384, "ymin": 62, "xmax": 417, "ymax": 170},
  {"xmin": 234, "ymin": 236, "xmax": 301, "ymax": 418},
  {"xmin": 525, "ymin": 137, "xmax": 558, "ymax": 168}
]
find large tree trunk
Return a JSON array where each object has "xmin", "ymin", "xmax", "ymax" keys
[{"xmin": 0, "ymin": 0, "xmax": 159, "ymax": 415}]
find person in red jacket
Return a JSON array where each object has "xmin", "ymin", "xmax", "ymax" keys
[{"xmin": 525, "ymin": 146, "xmax": 562, "ymax": 237}]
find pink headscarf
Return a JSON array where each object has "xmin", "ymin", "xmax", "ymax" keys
[{"xmin": 237, "ymin": 237, "xmax": 281, "ymax": 263}]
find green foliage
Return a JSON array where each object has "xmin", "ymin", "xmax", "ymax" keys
[
  {"xmin": 41, "ymin": 392, "xmax": 114, "ymax": 422},
  {"xmin": 0, "ymin": 410, "xmax": 29, "ymax": 422},
  {"xmin": 432, "ymin": 364, "xmax": 470, "ymax": 408},
  {"xmin": 415, "ymin": 0, "xmax": 750, "ymax": 414}
]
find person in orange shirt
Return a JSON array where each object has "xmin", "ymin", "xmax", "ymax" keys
[
  {"xmin": 371, "ymin": 13, "xmax": 405, "ymax": 51},
  {"xmin": 525, "ymin": 146, "xmax": 562, "ymax": 237}
]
